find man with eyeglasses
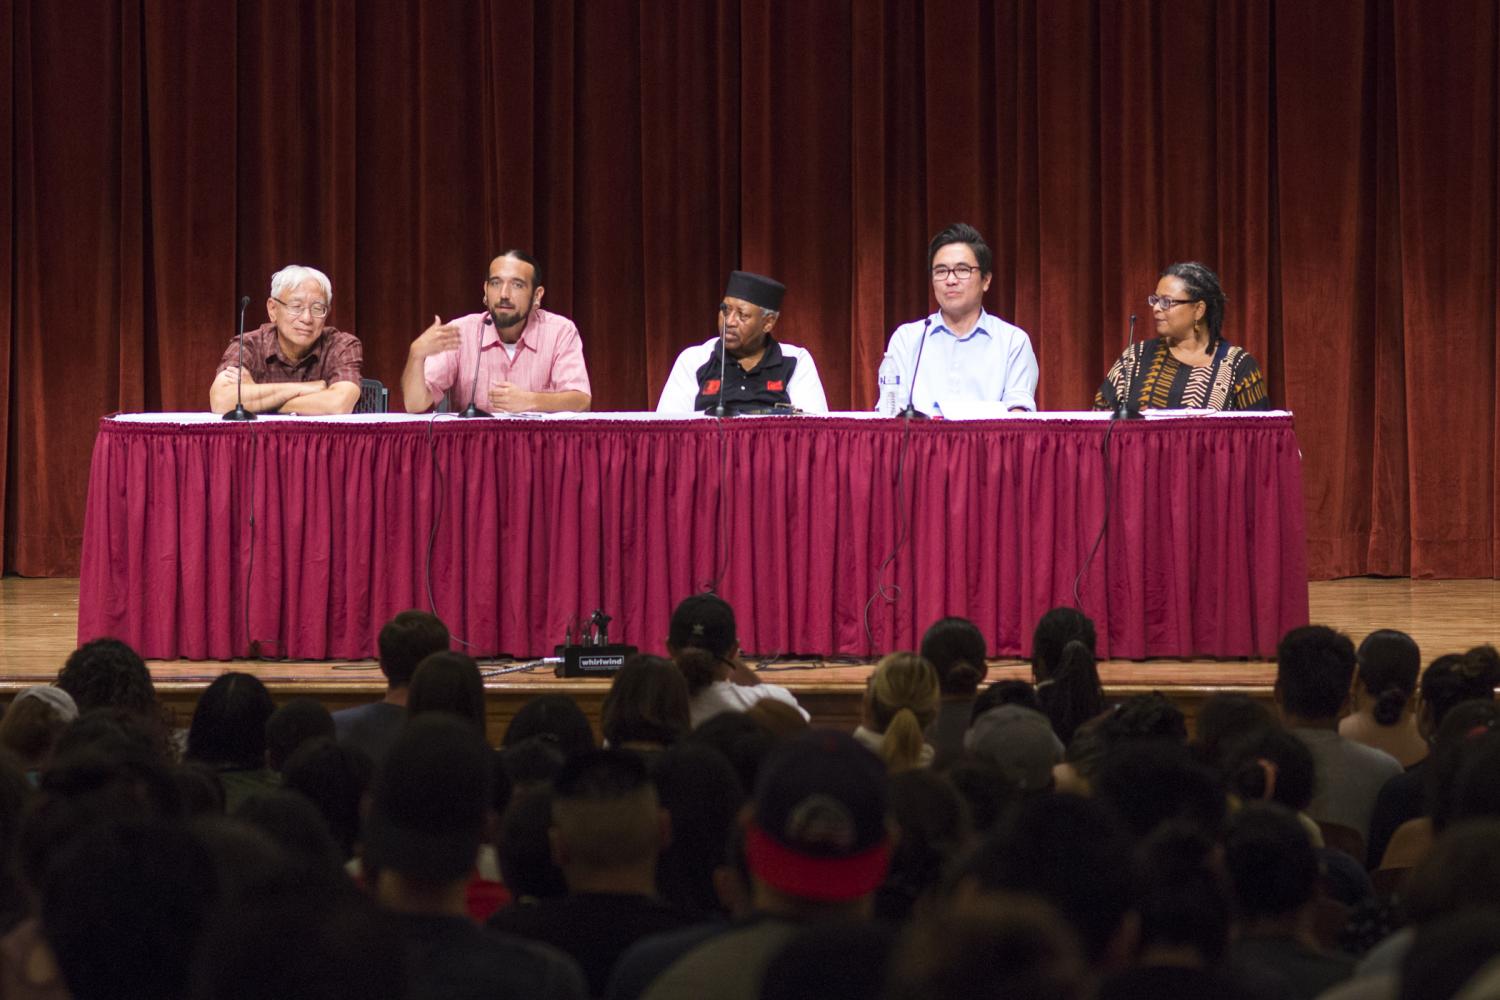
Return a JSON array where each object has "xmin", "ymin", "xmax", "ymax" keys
[
  {"xmin": 656, "ymin": 270, "xmax": 828, "ymax": 415},
  {"xmin": 880, "ymin": 223, "xmax": 1038, "ymax": 415},
  {"xmin": 401, "ymin": 250, "xmax": 591, "ymax": 414},
  {"xmin": 210, "ymin": 264, "xmax": 363, "ymax": 414}
]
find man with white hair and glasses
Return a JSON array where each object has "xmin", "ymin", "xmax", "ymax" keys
[{"xmin": 210, "ymin": 264, "xmax": 363, "ymax": 414}]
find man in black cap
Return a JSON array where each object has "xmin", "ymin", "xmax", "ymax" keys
[{"xmin": 655, "ymin": 270, "xmax": 829, "ymax": 415}]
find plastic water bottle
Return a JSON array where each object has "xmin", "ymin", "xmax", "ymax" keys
[{"xmin": 878, "ymin": 353, "xmax": 902, "ymax": 417}]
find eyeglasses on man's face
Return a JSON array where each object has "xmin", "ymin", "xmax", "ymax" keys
[
  {"xmin": 931, "ymin": 264, "xmax": 980, "ymax": 282},
  {"xmin": 272, "ymin": 297, "xmax": 329, "ymax": 318}
]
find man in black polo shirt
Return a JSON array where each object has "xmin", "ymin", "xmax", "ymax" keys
[{"xmin": 655, "ymin": 271, "xmax": 829, "ymax": 415}]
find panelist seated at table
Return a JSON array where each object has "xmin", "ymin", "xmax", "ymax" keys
[
  {"xmin": 1094, "ymin": 262, "xmax": 1270, "ymax": 413},
  {"xmin": 210, "ymin": 264, "xmax": 363, "ymax": 415},
  {"xmin": 656, "ymin": 270, "xmax": 829, "ymax": 416},
  {"xmin": 401, "ymin": 250, "xmax": 592, "ymax": 414},
  {"xmin": 881, "ymin": 223, "xmax": 1039, "ymax": 416}
]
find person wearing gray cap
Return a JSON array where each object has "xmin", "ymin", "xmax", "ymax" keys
[{"xmin": 655, "ymin": 270, "xmax": 829, "ymax": 415}]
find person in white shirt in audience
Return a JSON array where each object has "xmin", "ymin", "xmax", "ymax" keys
[
  {"xmin": 665, "ymin": 594, "xmax": 808, "ymax": 728},
  {"xmin": 656, "ymin": 271, "xmax": 828, "ymax": 415},
  {"xmin": 880, "ymin": 223, "xmax": 1038, "ymax": 416}
]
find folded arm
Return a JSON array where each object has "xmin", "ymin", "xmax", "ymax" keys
[{"xmin": 210, "ymin": 368, "xmax": 325, "ymax": 414}]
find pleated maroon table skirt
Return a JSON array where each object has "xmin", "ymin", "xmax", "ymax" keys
[{"xmin": 77, "ymin": 412, "xmax": 1308, "ymax": 661}]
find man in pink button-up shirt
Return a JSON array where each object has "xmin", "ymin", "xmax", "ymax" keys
[{"xmin": 401, "ymin": 251, "xmax": 592, "ymax": 414}]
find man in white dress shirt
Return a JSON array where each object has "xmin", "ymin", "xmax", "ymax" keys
[
  {"xmin": 882, "ymin": 223, "xmax": 1038, "ymax": 415},
  {"xmin": 656, "ymin": 271, "xmax": 828, "ymax": 415}
]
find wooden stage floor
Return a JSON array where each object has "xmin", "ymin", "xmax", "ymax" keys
[{"xmin": 3, "ymin": 577, "xmax": 1497, "ymax": 735}]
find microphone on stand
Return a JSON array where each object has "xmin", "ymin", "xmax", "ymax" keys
[
  {"xmin": 222, "ymin": 295, "xmax": 256, "ymax": 421},
  {"xmin": 1112, "ymin": 313, "xmax": 1142, "ymax": 420},
  {"xmin": 460, "ymin": 313, "xmax": 493, "ymax": 418},
  {"xmin": 711, "ymin": 306, "xmax": 730, "ymax": 418},
  {"xmin": 899, "ymin": 316, "xmax": 933, "ymax": 420}
]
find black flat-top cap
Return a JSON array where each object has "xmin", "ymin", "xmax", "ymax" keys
[{"xmin": 725, "ymin": 270, "xmax": 785, "ymax": 312}]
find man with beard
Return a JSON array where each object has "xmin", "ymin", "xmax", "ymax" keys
[{"xmin": 402, "ymin": 251, "xmax": 592, "ymax": 414}]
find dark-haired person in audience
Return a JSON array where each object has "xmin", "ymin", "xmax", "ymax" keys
[
  {"xmin": 54, "ymin": 638, "xmax": 173, "ymax": 754},
  {"xmin": 282, "ymin": 737, "xmax": 373, "ymax": 862},
  {"xmin": 855, "ymin": 652, "xmax": 940, "ymax": 772},
  {"xmin": 503, "ymin": 694, "xmax": 597, "ymax": 759},
  {"xmin": 233, "ymin": 789, "xmax": 346, "ymax": 875},
  {"xmin": 875, "ymin": 769, "xmax": 971, "ymax": 923},
  {"xmin": 333, "ymin": 610, "xmax": 450, "ymax": 766},
  {"xmin": 919, "ymin": 616, "xmax": 989, "ymax": 765},
  {"xmin": 667, "ymin": 594, "xmax": 806, "ymax": 728},
  {"xmin": 0, "ymin": 687, "xmax": 77, "ymax": 779},
  {"xmin": 211, "ymin": 264, "xmax": 362, "ymax": 414},
  {"xmin": 1191, "ymin": 692, "xmax": 1276, "ymax": 773},
  {"xmin": 656, "ymin": 271, "xmax": 828, "ymax": 415},
  {"xmin": 365, "ymin": 715, "xmax": 586, "ymax": 1000},
  {"xmin": 186, "ymin": 672, "xmax": 279, "ymax": 810},
  {"xmin": 1031, "ymin": 607, "xmax": 1105, "ymax": 747},
  {"xmin": 881, "ymin": 223, "xmax": 1039, "ymax": 415},
  {"xmin": 407, "ymin": 651, "xmax": 488, "ymax": 739},
  {"xmin": 1095, "ymin": 261, "xmax": 1269, "ymax": 412},
  {"xmin": 1340, "ymin": 630, "xmax": 1427, "ymax": 768},
  {"xmin": 496, "ymin": 787, "xmax": 570, "ymax": 910},
  {"xmin": 1367, "ymin": 648, "xmax": 1500, "ymax": 868},
  {"xmin": 760, "ymin": 920, "xmax": 897, "ymax": 1000},
  {"xmin": 1224, "ymin": 803, "xmax": 1355, "ymax": 999},
  {"xmin": 1053, "ymin": 692, "xmax": 1185, "ymax": 796},
  {"xmin": 264, "ymin": 696, "xmax": 335, "ymax": 772},
  {"xmin": 1276, "ymin": 625, "xmax": 1402, "ymax": 847},
  {"xmin": 649, "ymin": 743, "xmax": 748, "ymax": 918},
  {"xmin": 403, "ymin": 250, "xmax": 592, "ymax": 414},
  {"xmin": 1091, "ymin": 740, "xmax": 1227, "ymax": 844},
  {"xmin": 640, "ymin": 731, "xmax": 890, "ymax": 1000},
  {"xmin": 601, "ymin": 655, "xmax": 692, "ymax": 758},
  {"xmin": 489, "ymin": 750, "xmax": 697, "ymax": 996},
  {"xmin": 956, "ymin": 793, "xmax": 1136, "ymax": 973}
]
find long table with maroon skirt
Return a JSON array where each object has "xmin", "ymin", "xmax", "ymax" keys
[{"xmin": 77, "ymin": 411, "xmax": 1308, "ymax": 661}]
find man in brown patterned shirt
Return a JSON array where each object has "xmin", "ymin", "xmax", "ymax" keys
[{"xmin": 210, "ymin": 264, "xmax": 363, "ymax": 414}]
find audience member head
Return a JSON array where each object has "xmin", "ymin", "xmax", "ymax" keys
[
  {"xmin": 745, "ymin": 731, "xmax": 890, "ymax": 914},
  {"xmin": 760, "ymin": 920, "xmax": 897, "ymax": 1000},
  {"xmin": 668, "ymin": 594, "xmax": 738, "ymax": 695},
  {"xmin": 1437, "ymin": 729, "xmax": 1500, "ymax": 834},
  {"xmin": 1191, "ymin": 692, "xmax": 1274, "ymax": 770},
  {"xmin": 1132, "ymin": 825, "xmax": 1232, "ymax": 966},
  {"xmin": 1274, "ymin": 625, "xmax": 1357, "ymax": 724},
  {"xmin": 958, "ymin": 793, "xmax": 1136, "ymax": 967},
  {"xmin": 0, "ymin": 685, "xmax": 78, "ymax": 770},
  {"xmin": 865, "ymin": 652, "xmax": 941, "ymax": 772},
  {"xmin": 263, "ymin": 696, "xmax": 335, "ymax": 772},
  {"xmin": 186, "ymin": 672, "xmax": 276, "ymax": 770},
  {"xmin": 375, "ymin": 610, "xmax": 450, "ymax": 689},
  {"xmin": 549, "ymin": 750, "xmax": 664, "ymax": 890},
  {"xmin": 502, "ymin": 694, "xmax": 595, "ymax": 757},
  {"xmin": 496, "ymin": 788, "xmax": 567, "ymax": 901},
  {"xmin": 971, "ymin": 679, "xmax": 1043, "ymax": 721},
  {"xmin": 190, "ymin": 872, "xmax": 407, "ymax": 1000},
  {"xmin": 281, "ymin": 738, "xmax": 375, "ymax": 860},
  {"xmin": 364, "ymin": 714, "xmax": 491, "ymax": 892},
  {"xmin": 1420, "ymin": 652, "xmax": 1500, "ymax": 739},
  {"xmin": 601, "ymin": 654, "xmax": 691, "ymax": 749},
  {"xmin": 1093, "ymin": 740, "xmax": 1227, "ymax": 843},
  {"xmin": 0, "ymin": 752, "xmax": 32, "ymax": 929},
  {"xmin": 688, "ymin": 710, "xmax": 779, "ymax": 792},
  {"xmin": 56, "ymin": 638, "xmax": 156, "ymax": 716},
  {"xmin": 1222, "ymin": 724, "xmax": 1317, "ymax": 813},
  {"xmin": 1357, "ymin": 629, "xmax": 1422, "ymax": 726},
  {"xmin": 650, "ymin": 742, "xmax": 748, "ymax": 916},
  {"xmin": 876, "ymin": 768, "xmax": 971, "ymax": 923},
  {"xmin": 173, "ymin": 760, "xmax": 227, "ymax": 817},
  {"xmin": 943, "ymin": 758, "xmax": 1022, "ymax": 836},
  {"xmin": 1223, "ymin": 803, "xmax": 1318, "ymax": 924},
  {"xmin": 42, "ymin": 820, "xmax": 218, "ymax": 1000},
  {"xmin": 964, "ymin": 705, "xmax": 1063, "ymax": 793},
  {"xmin": 1031, "ymin": 608, "xmax": 1103, "ymax": 745},
  {"xmin": 55, "ymin": 704, "xmax": 173, "ymax": 764},
  {"xmin": 407, "ymin": 651, "xmax": 487, "ymax": 737},
  {"xmin": 920, "ymin": 616, "xmax": 989, "ymax": 698},
  {"xmin": 502, "ymin": 735, "xmax": 568, "ymax": 789},
  {"xmin": 233, "ymin": 790, "xmax": 345, "ymax": 874},
  {"xmin": 1402, "ymin": 819, "xmax": 1500, "ymax": 926},
  {"xmin": 885, "ymin": 895, "xmax": 1089, "ymax": 1000},
  {"xmin": 1428, "ymin": 702, "xmax": 1500, "ymax": 832}
]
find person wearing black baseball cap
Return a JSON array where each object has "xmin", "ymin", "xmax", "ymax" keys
[
  {"xmin": 655, "ymin": 271, "xmax": 829, "ymax": 415},
  {"xmin": 639, "ymin": 730, "xmax": 890, "ymax": 1000}
]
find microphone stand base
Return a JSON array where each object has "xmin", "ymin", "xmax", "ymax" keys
[
  {"xmin": 458, "ymin": 405, "xmax": 492, "ymax": 418},
  {"xmin": 898, "ymin": 406, "xmax": 929, "ymax": 420},
  {"xmin": 222, "ymin": 406, "xmax": 257, "ymax": 421},
  {"xmin": 1111, "ymin": 403, "xmax": 1143, "ymax": 420}
]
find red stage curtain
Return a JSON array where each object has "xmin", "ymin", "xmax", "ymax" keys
[{"xmin": 4, "ymin": 1, "xmax": 1498, "ymax": 579}]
